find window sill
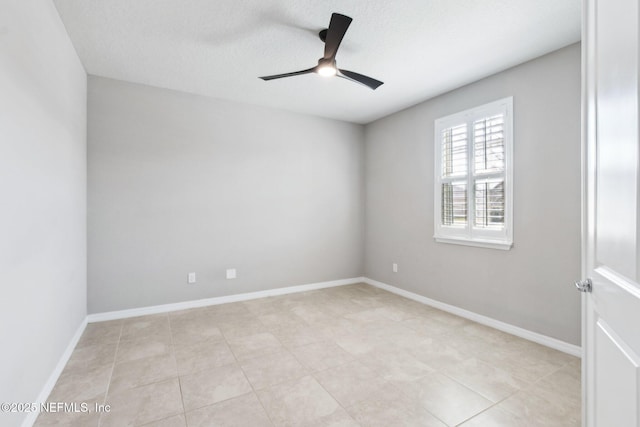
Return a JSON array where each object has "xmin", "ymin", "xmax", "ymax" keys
[{"xmin": 434, "ymin": 236, "xmax": 513, "ymax": 251}]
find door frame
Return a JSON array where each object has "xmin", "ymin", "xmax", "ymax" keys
[{"xmin": 580, "ymin": 0, "xmax": 595, "ymax": 424}]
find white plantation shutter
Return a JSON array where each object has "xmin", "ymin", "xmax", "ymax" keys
[
  {"xmin": 441, "ymin": 123, "xmax": 468, "ymax": 227},
  {"xmin": 474, "ymin": 115, "xmax": 505, "ymax": 174},
  {"xmin": 442, "ymin": 124, "xmax": 468, "ymax": 177},
  {"xmin": 441, "ymin": 181, "xmax": 467, "ymax": 226},
  {"xmin": 473, "ymin": 114, "xmax": 506, "ymax": 229},
  {"xmin": 434, "ymin": 98, "xmax": 513, "ymax": 249},
  {"xmin": 474, "ymin": 179, "xmax": 504, "ymax": 228}
]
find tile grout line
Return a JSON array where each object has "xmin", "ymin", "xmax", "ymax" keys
[
  {"xmin": 172, "ymin": 317, "xmax": 258, "ymax": 416},
  {"xmin": 248, "ymin": 298, "xmax": 361, "ymax": 425},
  {"xmin": 458, "ymin": 358, "xmax": 579, "ymax": 424},
  {"xmin": 221, "ymin": 305, "xmax": 277, "ymax": 427},
  {"xmin": 364, "ymin": 367, "xmax": 450, "ymax": 427},
  {"xmin": 280, "ymin": 305, "xmax": 362, "ymax": 425},
  {"xmin": 433, "ymin": 335, "xmax": 561, "ymax": 425},
  {"xmin": 255, "ymin": 311, "xmax": 307, "ymax": 426},
  {"xmin": 103, "ymin": 316, "xmax": 185, "ymax": 425},
  {"xmin": 167, "ymin": 313, "xmax": 188, "ymax": 426},
  {"xmin": 324, "ymin": 297, "xmax": 511, "ymax": 427},
  {"xmin": 97, "ymin": 320, "xmax": 124, "ymax": 427},
  {"xmin": 449, "ymin": 374, "xmax": 519, "ymax": 426},
  {"xmin": 309, "ymin": 371, "xmax": 358, "ymax": 423}
]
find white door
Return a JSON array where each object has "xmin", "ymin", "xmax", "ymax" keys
[{"xmin": 582, "ymin": 0, "xmax": 640, "ymax": 426}]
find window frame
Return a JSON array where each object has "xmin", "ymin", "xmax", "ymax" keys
[{"xmin": 434, "ymin": 97, "xmax": 514, "ymax": 250}]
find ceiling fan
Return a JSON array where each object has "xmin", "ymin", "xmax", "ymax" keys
[{"xmin": 259, "ymin": 13, "xmax": 384, "ymax": 90}]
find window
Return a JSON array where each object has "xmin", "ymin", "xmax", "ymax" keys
[{"xmin": 434, "ymin": 97, "xmax": 513, "ymax": 250}]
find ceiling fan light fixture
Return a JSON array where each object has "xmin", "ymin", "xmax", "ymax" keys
[{"xmin": 317, "ymin": 65, "xmax": 337, "ymax": 77}]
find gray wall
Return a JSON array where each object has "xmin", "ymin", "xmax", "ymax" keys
[
  {"xmin": 88, "ymin": 76, "xmax": 364, "ymax": 313},
  {"xmin": 0, "ymin": 1, "xmax": 87, "ymax": 425},
  {"xmin": 364, "ymin": 44, "xmax": 581, "ymax": 345},
  {"xmin": 89, "ymin": 45, "xmax": 581, "ymax": 345}
]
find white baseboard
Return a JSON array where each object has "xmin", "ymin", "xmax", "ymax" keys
[
  {"xmin": 87, "ymin": 277, "xmax": 366, "ymax": 323},
  {"xmin": 363, "ymin": 277, "xmax": 582, "ymax": 358},
  {"xmin": 86, "ymin": 275, "xmax": 581, "ymax": 357},
  {"xmin": 21, "ymin": 317, "xmax": 88, "ymax": 427}
]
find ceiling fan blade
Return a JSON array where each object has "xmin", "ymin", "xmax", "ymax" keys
[
  {"xmin": 324, "ymin": 13, "xmax": 352, "ymax": 60},
  {"xmin": 338, "ymin": 69, "xmax": 384, "ymax": 90},
  {"xmin": 259, "ymin": 67, "xmax": 316, "ymax": 81}
]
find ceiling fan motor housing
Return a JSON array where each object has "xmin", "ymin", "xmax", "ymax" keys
[{"xmin": 317, "ymin": 58, "xmax": 336, "ymax": 69}]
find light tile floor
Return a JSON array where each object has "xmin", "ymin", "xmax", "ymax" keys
[{"xmin": 35, "ymin": 283, "xmax": 581, "ymax": 426}]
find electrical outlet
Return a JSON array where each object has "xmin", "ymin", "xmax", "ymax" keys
[
  {"xmin": 392, "ymin": 263, "xmax": 398, "ymax": 273},
  {"xmin": 226, "ymin": 268, "xmax": 236, "ymax": 279},
  {"xmin": 188, "ymin": 272, "xmax": 196, "ymax": 284}
]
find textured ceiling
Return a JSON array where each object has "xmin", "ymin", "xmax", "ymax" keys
[{"xmin": 53, "ymin": 0, "xmax": 581, "ymax": 124}]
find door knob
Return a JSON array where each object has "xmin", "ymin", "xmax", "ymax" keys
[{"xmin": 575, "ymin": 278, "xmax": 592, "ymax": 293}]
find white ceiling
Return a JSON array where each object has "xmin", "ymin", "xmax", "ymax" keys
[{"xmin": 53, "ymin": 0, "xmax": 581, "ymax": 124}]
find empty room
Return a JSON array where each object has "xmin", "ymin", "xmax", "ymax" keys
[{"xmin": 2, "ymin": 0, "xmax": 639, "ymax": 426}]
